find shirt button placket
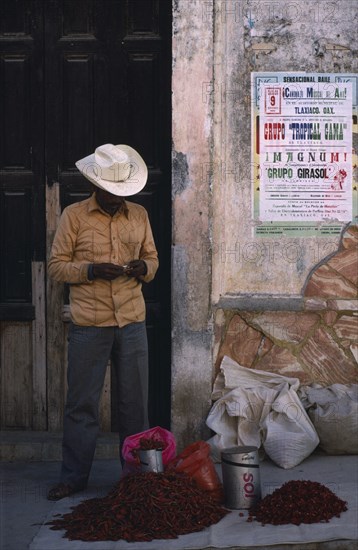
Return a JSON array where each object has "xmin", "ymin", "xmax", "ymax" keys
[{"xmin": 111, "ymin": 221, "xmax": 117, "ymax": 263}]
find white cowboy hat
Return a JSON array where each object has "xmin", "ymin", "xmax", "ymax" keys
[{"xmin": 75, "ymin": 143, "xmax": 148, "ymax": 196}]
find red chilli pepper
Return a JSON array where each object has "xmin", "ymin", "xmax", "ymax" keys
[
  {"xmin": 47, "ymin": 471, "xmax": 229, "ymax": 542},
  {"xmin": 248, "ymin": 480, "xmax": 347, "ymax": 526}
]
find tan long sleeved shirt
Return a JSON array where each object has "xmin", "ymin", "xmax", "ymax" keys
[{"xmin": 48, "ymin": 193, "xmax": 159, "ymax": 327}]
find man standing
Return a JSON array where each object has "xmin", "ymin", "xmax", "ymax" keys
[{"xmin": 47, "ymin": 144, "xmax": 158, "ymax": 500}]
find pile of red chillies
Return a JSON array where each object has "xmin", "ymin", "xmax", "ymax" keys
[
  {"xmin": 47, "ymin": 471, "xmax": 229, "ymax": 542},
  {"xmin": 248, "ymin": 480, "xmax": 348, "ymax": 526}
]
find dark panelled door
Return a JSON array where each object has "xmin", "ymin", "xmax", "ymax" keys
[
  {"xmin": 0, "ymin": 0, "xmax": 45, "ymax": 320},
  {"xmin": 1, "ymin": 0, "xmax": 171, "ymax": 428}
]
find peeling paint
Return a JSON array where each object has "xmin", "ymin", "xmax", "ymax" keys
[
  {"xmin": 172, "ymin": 150, "xmax": 190, "ymax": 197},
  {"xmin": 313, "ymin": 40, "xmax": 326, "ymax": 58}
]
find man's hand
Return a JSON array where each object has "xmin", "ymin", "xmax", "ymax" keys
[
  {"xmin": 92, "ymin": 263, "xmax": 126, "ymax": 280},
  {"xmin": 124, "ymin": 260, "xmax": 147, "ymax": 278}
]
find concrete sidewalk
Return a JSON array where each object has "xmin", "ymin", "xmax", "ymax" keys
[
  {"xmin": 1, "ymin": 454, "xmax": 357, "ymax": 550},
  {"xmin": 0, "ymin": 459, "xmax": 122, "ymax": 550}
]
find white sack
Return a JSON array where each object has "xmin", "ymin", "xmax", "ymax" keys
[
  {"xmin": 262, "ymin": 385, "xmax": 319, "ymax": 469},
  {"xmin": 207, "ymin": 385, "xmax": 280, "ymax": 455},
  {"xmin": 298, "ymin": 383, "xmax": 358, "ymax": 455},
  {"xmin": 211, "ymin": 355, "xmax": 300, "ymax": 399},
  {"xmin": 207, "ymin": 356, "xmax": 319, "ymax": 468}
]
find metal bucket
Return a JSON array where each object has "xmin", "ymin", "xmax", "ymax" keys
[
  {"xmin": 221, "ymin": 446, "xmax": 261, "ymax": 509},
  {"xmin": 139, "ymin": 449, "xmax": 164, "ymax": 473}
]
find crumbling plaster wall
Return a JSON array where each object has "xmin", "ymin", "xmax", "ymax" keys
[
  {"xmin": 172, "ymin": 0, "xmax": 215, "ymax": 448},
  {"xmin": 212, "ymin": 0, "xmax": 357, "ymax": 300},
  {"xmin": 172, "ymin": 0, "xmax": 357, "ymax": 450}
]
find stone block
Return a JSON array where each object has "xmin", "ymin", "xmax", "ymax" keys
[
  {"xmin": 327, "ymin": 248, "xmax": 358, "ymax": 286},
  {"xmin": 342, "ymin": 225, "xmax": 358, "ymax": 249},
  {"xmin": 333, "ymin": 315, "xmax": 358, "ymax": 342},
  {"xmin": 249, "ymin": 312, "xmax": 319, "ymax": 344},
  {"xmin": 299, "ymin": 327, "xmax": 358, "ymax": 385},
  {"xmin": 254, "ymin": 345, "xmax": 312, "ymax": 384},
  {"xmin": 217, "ymin": 314, "xmax": 264, "ymax": 368},
  {"xmin": 304, "ymin": 264, "xmax": 357, "ymax": 298}
]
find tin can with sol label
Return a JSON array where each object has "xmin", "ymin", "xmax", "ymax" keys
[{"xmin": 221, "ymin": 446, "xmax": 261, "ymax": 509}]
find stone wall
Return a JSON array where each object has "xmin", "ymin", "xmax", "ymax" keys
[
  {"xmin": 214, "ymin": 225, "xmax": 358, "ymax": 385},
  {"xmin": 172, "ymin": 0, "xmax": 357, "ymax": 450}
]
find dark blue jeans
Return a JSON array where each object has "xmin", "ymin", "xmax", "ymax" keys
[{"xmin": 60, "ymin": 322, "xmax": 149, "ymax": 489}]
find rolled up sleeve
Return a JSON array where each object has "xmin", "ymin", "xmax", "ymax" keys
[
  {"xmin": 139, "ymin": 212, "xmax": 159, "ymax": 283},
  {"xmin": 48, "ymin": 208, "xmax": 92, "ymax": 284}
]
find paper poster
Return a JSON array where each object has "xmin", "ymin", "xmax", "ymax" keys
[{"xmin": 251, "ymin": 73, "xmax": 357, "ymax": 237}]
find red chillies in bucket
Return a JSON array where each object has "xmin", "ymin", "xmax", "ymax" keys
[
  {"xmin": 247, "ymin": 480, "xmax": 348, "ymax": 526},
  {"xmin": 131, "ymin": 436, "xmax": 166, "ymax": 460}
]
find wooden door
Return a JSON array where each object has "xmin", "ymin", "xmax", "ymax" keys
[
  {"xmin": 0, "ymin": 0, "xmax": 44, "ymax": 318},
  {"xmin": 0, "ymin": 0, "xmax": 171, "ymax": 432}
]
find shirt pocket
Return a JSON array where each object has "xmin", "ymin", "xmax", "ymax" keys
[
  {"xmin": 120, "ymin": 240, "xmax": 141, "ymax": 263},
  {"xmin": 75, "ymin": 230, "xmax": 109, "ymax": 263}
]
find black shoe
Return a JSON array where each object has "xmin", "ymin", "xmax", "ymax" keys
[{"xmin": 47, "ymin": 482, "xmax": 80, "ymax": 501}]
